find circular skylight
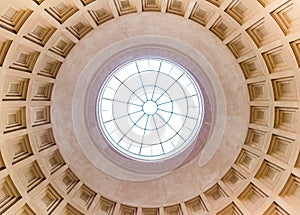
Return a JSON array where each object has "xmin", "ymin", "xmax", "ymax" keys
[{"xmin": 97, "ymin": 58, "xmax": 204, "ymax": 160}]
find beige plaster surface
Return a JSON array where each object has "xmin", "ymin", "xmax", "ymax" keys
[{"xmin": 52, "ymin": 12, "xmax": 249, "ymax": 206}]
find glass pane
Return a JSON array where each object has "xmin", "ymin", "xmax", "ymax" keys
[{"xmin": 97, "ymin": 58, "xmax": 204, "ymax": 160}]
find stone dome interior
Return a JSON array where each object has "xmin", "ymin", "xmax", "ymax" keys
[{"xmin": 0, "ymin": 0, "xmax": 300, "ymax": 214}]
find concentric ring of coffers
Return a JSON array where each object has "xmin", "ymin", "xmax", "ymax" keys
[{"xmin": 97, "ymin": 58, "xmax": 204, "ymax": 161}]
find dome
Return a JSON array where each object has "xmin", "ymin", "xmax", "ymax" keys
[{"xmin": 0, "ymin": 0, "xmax": 300, "ymax": 214}]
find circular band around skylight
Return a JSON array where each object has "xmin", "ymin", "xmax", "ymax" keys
[{"xmin": 97, "ymin": 58, "xmax": 204, "ymax": 161}]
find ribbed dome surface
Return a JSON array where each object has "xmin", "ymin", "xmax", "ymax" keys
[{"xmin": 0, "ymin": 0, "xmax": 300, "ymax": 214}]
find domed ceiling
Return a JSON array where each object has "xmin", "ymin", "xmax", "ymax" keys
[{"xmin": 0, "ymin": 0, "xmax": 300, "ymax": 214}]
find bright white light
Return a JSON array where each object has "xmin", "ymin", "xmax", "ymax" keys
[
  {"xmin": 143, "ymin": 101, "xmax": 157, "ymax": 115},
  {"xmin": 97, "ymin": 58, "xmax": 204, "ymax": 161}
]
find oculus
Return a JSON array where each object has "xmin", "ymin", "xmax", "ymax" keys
[{"xmin": 97, "ymin": 58, "xmax": 204, "ymax": 161}]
